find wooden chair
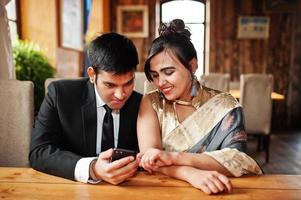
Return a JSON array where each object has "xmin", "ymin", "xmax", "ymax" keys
[
  {"xmin": 240, "ymin": 74, "xmax": 273, "ymax": 163},
  {"xmin": 0, "ymin": 80, "xmax": 34, "ymax": 167},
  {"xmin": 200, "ymin": 73, "xmax": 230, "ymax": 92},
  {"xmin": 230, "ymin": 81, "xmax": 240, "ymax": 90}
]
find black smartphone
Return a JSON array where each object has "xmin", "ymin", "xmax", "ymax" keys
[{"xmin": 110, "ymin": 148, "xmax": 137, "ymax": 162}]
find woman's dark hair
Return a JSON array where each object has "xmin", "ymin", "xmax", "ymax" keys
[
  {"xmin": 88, "ymin": 32, "xmax": 138, "ymax": 75},
  {"xmin": 144, "ymin": 19, "xmax": 197, "ymax": 81}
]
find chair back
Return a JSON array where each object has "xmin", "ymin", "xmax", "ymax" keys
[
  {"xmin": 134, "ymin": 72, "xmax": 147, "ymax": 94},
  {"xmin": 45, "ymin": 78, "xmax": 84, "ymax": 94},
  {"xmin": 240, "ymin": 74, "xmax": 273, "ymax": 135},
  {"xmin": 230, "ymin": 81, "xmax": 240, "ymax": 90},
  {"xmin": 144, "ymin": 80, "xmax": 157, "ymax": 94},
  {"xmin": 200, "ymin": 73, "xmax": 230, "ymax": 92},
  {"xmin": 0, "ymin": 80, "xmax": 34, "ymax": 167},
  {"xmin": 45, "ymin": 78, "xmax": 63, "ymax": 94}
]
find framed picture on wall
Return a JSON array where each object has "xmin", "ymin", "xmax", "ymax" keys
[
  {"xmin": 238, "ymin": 16, "xmax": 270, "ymax": 39},
  {"xmin": 59, "ymin": 0, "xmax": 84, "ymax": 50},
  {"xmin": 117, "ymin": 5, "xmax": 149, "ymax": 38}
]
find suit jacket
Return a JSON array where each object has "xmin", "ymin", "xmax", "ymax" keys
[{"xmin": 29, "ymin": 78, "xmax": 142, "ymax": 180}]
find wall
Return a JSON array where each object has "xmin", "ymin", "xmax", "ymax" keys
[
  {"xmin": 111, "ymin": 0, "xmax": 156, "ymax": 72},
  {"xmin": 20, "ymin": 0, "xmax": 58, "ymax": 67},
  {"xmin": 86, "ymin": 0, "xmax": 110, "ymax": 42},
  {"xmin": 287, "ymin": 0, "xmax": 301, "ymax": 128},
  {"xmin": 209, "ymin": 0, "xmax": 301, "ymax": 128},
  {"xmin": 20, "ymin": 0, "xmax": 110, "ymax": 77}
]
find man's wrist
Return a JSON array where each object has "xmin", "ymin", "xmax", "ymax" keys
[{"xmin": 89, "ymin": 159, "xmax": 98, "ymax": 181}]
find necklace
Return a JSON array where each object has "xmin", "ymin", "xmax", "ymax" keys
[{"xmin": 175, "ymin": 99, "xmax": 193, "ymax": 106}]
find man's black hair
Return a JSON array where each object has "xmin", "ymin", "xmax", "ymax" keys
[{"xmin": 87, "ymin": 32, "xmax": 139, "ymax": 75}]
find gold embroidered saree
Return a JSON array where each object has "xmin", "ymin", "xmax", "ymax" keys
[{"xmin": 146, "ymin": 86, "xmax": 263, "ymax": 177}]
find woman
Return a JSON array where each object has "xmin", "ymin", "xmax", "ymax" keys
[{"xmin": 137, "ymin": 19, "xmax": 262, "ymax": 194}]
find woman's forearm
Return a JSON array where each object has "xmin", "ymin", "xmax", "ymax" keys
[
  {"xmin": 170, "ymin": 152, "xmax": 233, "ymax": 176},
  {"xmin": 157, "ymin": 165, "xmax": 194, "ymax": 182},
  {"xmin": 156, "ymin": 165, "xmax": 233, "ymax": 194}
]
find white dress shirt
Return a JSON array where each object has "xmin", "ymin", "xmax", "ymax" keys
[{"xmin": 74, "ymin": 86, "xmax": 120, "ymax": 183}]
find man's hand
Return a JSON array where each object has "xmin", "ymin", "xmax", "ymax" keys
[{"xmin": 92, "ymin": 149, "xmax": 139, "ymax": 185}]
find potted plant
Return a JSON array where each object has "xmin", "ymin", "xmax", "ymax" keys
[{"xmin": 13, "ymin": 39, "xmax": 56, "ymax": 113}]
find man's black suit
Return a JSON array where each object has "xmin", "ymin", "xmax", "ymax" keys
[{"xmin": 29, "ymin": 78, "xmax": 142, "ymax": 180}]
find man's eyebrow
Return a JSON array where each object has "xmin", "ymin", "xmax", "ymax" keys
[
  {"xmin": 102, "ymin": 77, "xmax": 135, "ymax": 86},
  {"xmin": 125, "ymin": 77, "xmax": 135, "ymax": 85},
  {"xmin": 102, "ymin": 80, "xmax": 116, "ymax": 85}
]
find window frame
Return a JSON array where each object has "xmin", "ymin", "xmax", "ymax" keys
[
  {"xmin": 159, "ymin": 0, "xmax": 208, "ymax": 76},
  {"xmin": 6, "ymin": 0, "xmax": 21, "ymax": 40}
]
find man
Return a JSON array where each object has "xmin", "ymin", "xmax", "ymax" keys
[{"xmin": 29, "ymin": 33, "xmax": 142, "ymax": 184}]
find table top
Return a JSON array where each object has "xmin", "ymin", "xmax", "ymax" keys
[
  {"xmin": 229, "ymin": 89, "xmax": 285, "ymax": 100},
  {"xmin": 1, "ymin": 167, "xmax": 301, "ymax": 200}
]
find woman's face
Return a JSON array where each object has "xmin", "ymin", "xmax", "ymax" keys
[{"xmin": 149, "ymin": 50, "xmax": 195, "ymax": 101}]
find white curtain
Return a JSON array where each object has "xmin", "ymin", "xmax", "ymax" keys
[{"xmin": 0, "ymin": 0, "xmax": 15, "ymax": 79}]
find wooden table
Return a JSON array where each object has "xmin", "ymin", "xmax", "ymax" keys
[
  {"xmin": 229, "ymin": 89, "xmax": 285, "ymax": 100},
  {"xmin": 0, "ymin": 167, "xmax": 300, "ymax": 199}
]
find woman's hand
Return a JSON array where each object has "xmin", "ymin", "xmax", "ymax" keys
[
  {"xmin": 138, "ymin": 148, "xmax": 175, "ymax": 173},
  {"xmin": 184, "ymin": 167, "xmax": 232, "ymax": 194}
]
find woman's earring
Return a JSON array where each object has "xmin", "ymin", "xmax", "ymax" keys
[
  {"xmin": 159, "ymin": 91, "xmax": 164, "ymax": 99},
  {"xmin": 191, "ymin": 75, "xmax": 199, "ymax": 97}
]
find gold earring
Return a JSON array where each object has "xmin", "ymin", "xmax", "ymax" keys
[{"xmin": 191, "ymin": 75, "xmax": 199, "ymax": 97}]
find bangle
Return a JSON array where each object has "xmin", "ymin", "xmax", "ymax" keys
[{"xmin": 89, "ymin": 159, "xmax": 98, "ymax": 181}]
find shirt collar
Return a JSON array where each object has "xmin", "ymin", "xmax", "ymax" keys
[{"xmin": 94, "ymin": 86, "xmax": 105, "ymax": 108}]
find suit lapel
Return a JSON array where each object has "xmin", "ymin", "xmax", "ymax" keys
[{"xmin": 81, "ymin": 81, "xmax": 97, "ymax": 156}]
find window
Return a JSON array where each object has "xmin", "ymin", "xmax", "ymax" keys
[
  {"xmin": 161, "ymin": 0, "xmax": 207, "ymax": 77},
  {"xmin": 5, "ymin": 0, "xmax": 19, "ymax": 42}
]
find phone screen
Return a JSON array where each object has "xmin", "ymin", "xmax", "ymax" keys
[{"xmin": 110, "ymin": 148, "xmax": 137, "ymax": 162}]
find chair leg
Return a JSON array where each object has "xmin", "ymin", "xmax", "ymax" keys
[
  {"xmin": 265, "ymin": 135, "xmax": 270, "ymax": 163},
  {"xmin": 257, "ymin": 135, "xmax": 263, "ymax": 151}
]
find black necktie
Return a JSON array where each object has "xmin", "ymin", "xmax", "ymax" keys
[{"xmin": 101, "ymin": 105, "xmax": 114, "ymax": 152}]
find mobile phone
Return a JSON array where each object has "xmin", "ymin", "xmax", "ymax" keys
[{"xmin": 110, "ymin": 148, "xmax": 137, "ymax": 162}]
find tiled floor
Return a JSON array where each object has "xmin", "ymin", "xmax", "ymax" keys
[{"xmin": 247, "ymin": 130, "xmax": 301, "ymax": 174}]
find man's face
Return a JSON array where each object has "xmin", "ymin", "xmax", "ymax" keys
[{"xmin": 90, "ymin": 69, "xmax": 135, "ymax": 110}]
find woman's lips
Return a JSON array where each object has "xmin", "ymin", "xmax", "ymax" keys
[{"xmin": 161, "ymin": 86, "xmax": 174, "ymax": 94}]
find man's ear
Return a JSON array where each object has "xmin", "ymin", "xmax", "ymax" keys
[
  {"xmin": 87, "ymin": 66, "xmax": 96, "ymax": 83},
  {"xmin": 189, "ymin": 58, "xmax": 198, "ymax": 74}
]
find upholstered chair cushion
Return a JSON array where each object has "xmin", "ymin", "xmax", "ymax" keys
[
  {"xmin": 240, "ymin": 74, "xmax": 273, "ymax": 135},
  {"xmin": 200, "ymin": 73, "xmax": 230, "ymax": 92},
  {"xmin": 0, "ymin": 80, "xmax": 34, "ymax": 167}
]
